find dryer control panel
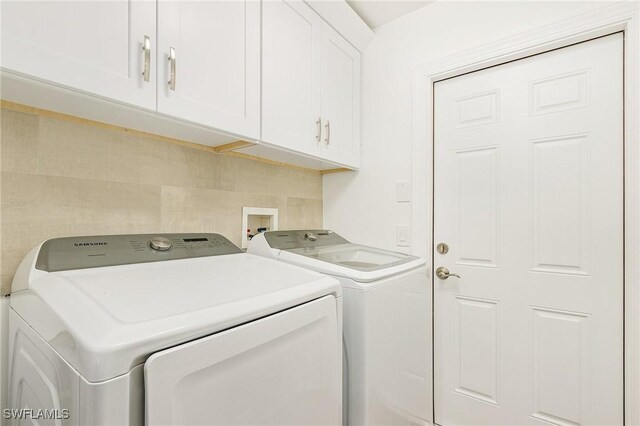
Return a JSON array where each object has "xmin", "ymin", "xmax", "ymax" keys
[
  {"xmin": 36, "ymin": 233, "xmax": 242, "ymax": 272},
  {"xmin": 264, "ymin": 230, "xmax": 349, "ymax": 250}
]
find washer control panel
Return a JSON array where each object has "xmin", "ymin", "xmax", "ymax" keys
[
  {"xmin": 36, "ymin": 233, "xmax": 243, "ymax": 272},
  {"xmin": 264, "ymin": 230, "xmax": 349, "ymax": 250}
]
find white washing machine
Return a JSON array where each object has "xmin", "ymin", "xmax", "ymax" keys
[
  {"xmin": 248, "ymin": 230, "xmax": 432, "ymax": 426},
  {"xmin": 7, "ymin": 233, "xmax": 342, "ymax": 425}
]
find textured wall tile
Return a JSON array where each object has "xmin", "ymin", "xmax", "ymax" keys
[
  {"xmin": 0, "ymin": 107, "xmax": 324, "ymax": 294},
  {"xmin": 286, "ymin": 198, "xmax": 323, "ymax": 230},
  {"xmin": 168, "ymin": 146, "xmax": 237, "ymax": 192},
  {"xmin": 38, "ymin": 117, "xmax": 237, "ymax": 191},
  {"xmin": 1, "ymin": 172, "xmax": 161, "ymax": 293},
  {"xmin": 302, "ymin": 173, "xmax": 324, "ymax": 200},
  {"xmin": 38, "ymin": 117, "xmax": 164, "ymax": 185},
  {"xmin": 280, "ymin": 167, "xmax": 323, "ymax": 200},
  {"xmin": 235, "ymin": 156, "xmax": 322, "ymax": 200},
  {"xmin": 1, "ymin": 109, "xmax": 39, "ymax": 174},
  {"xmin": 234, "ymin": 157, "xmax": 282, "ymax": 195}
]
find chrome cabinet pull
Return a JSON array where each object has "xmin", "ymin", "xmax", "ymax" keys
[
  {"xmin": 324, "ymin": 120, "xmax": 331, "ymax": 145},
  {"xmin": 168, "ymin": 47, "xmax": 176, "ymax": 91},
  {"xmin": 142, "ymin": 35, "xmax": 151, "ymax": 82},
  {"xmin": 316, "ymin": 117, "xmax": 322, "ymax": 143}
]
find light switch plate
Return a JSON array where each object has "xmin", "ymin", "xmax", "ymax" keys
[
  {"xmin": 396, "ymin": 225, "xmax": 411, "ymax": 247},
  {"xmin": 397, "ymin": 181, "xmax": 411, "ymax": 202}
]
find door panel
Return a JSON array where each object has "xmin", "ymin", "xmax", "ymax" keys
[
  {"xmin": 145, "ymin": 296, "xmax": 341, "ymax": 425},
  {"xmin": 454, "ymin": 296, "xmax": 499, "ymax": 405},
  {"xmin": 457, "ymin": 147, "xmax": 498, "ymax": 267},
  {"xmin": 434, "ymin": 34, "xmax": 623, "ymax": 426},
  {"xmin": 531, "ymin": 307, "xmax": 589, "ymax": 426},
  {"xmin": 1, "ymin": 0, "xmax": 156, "ymax": 109},
  {"xmin": 262, "ymin": 0, "xmax": 321, "ymax": 155},
  {"xmin": 321, "ymin": 22, "xmax": 360, "ymax": 168},
  {"xmin": 157, "ymin": 0, "xmax": 260, "ymax": 139},
  {"xmin": 532, "ymin": 134, "xmax": 588, "ymax": 274}
]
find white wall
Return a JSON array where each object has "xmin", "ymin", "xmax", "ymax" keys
[{"xmin": 323, "ymin": 1, "xmax": 608, "ymax": 255}]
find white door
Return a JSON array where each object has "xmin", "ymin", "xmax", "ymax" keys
[
  {"xmin": 145, "ymin": 295, "xmax": 341, "ymax": 425},
  {"xmin": 434, "ymin": 34, "xmax": 623, "ymax": 426},
  {"xmin": 1, "ymin": 1, "xmax": 156, "ymax": 110},
  {"xmin": 157, "ymin": 0, "xmax": 260, "ymax": 140},
  {"xmin": 320, "ymin": 22, "xmax": 361, "ymax": 168},
  {"xmin": 262, "ymin": 0, "xmax": 322, "ymax": 156}
]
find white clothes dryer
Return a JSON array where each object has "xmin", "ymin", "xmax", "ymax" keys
[
  {"xmin": 7, "ymin": 233, "xmax": 342, "ymax": 425},
  {"xmin": 248, "ymin": 230, "xmax": 431, "ymax": 426}
]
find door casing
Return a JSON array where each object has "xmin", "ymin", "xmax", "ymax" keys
[{"xmin": 411, "ymin": 3, "xmax": 640, "ymax": 424}]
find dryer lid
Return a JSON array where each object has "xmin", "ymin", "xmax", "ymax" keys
[{"xmin": 10, "ymin": 234, "xmax": 340, "ymax": 382}]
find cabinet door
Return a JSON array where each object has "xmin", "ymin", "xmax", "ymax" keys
[
  {"xmin": 157, "ymin": 0, "xmax": 260, "ymax": 140},
  {"xmin": 262, "ymin": 0, "xmax": 322, "ymax": 155},
  {"xmin": 321, "ymin": 22, "xmax": 361, "ymax": 168},
  {"xmin": 1, "ymin": 1, "xmax": 156, "ymax": 110}
]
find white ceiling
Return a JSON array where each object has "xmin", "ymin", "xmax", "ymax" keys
[{"xmin": 346, "ymin": 0, "xmax": 434, "ymax": 29}]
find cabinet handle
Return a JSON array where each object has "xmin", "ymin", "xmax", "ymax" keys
[
  {"xmin": 168, "ymin": 47, "xmax": 176, "ymax": 91},
  {"xmin": 142, "ymin": 35, "xmax": 151, "ymax": 82},
  {"xmin": 324, "ymin": 121, "xmax": 331, "ymax": 145},
  {"xmin": 316, "ymin": 117, "xmax": 322, "ymax": 143}
]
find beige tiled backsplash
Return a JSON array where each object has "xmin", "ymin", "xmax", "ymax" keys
[{"xmin": 0, "ymin": 107, "xmax": 323, "ymax": 295}]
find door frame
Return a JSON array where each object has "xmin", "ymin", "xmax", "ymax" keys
[{"xmin": 411, "ymin": 3, "xmax": 640, "ymax": 424}]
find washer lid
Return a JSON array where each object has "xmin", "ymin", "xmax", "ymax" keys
[
  {"xmin": 278, "ymin": 246, "xmax": 425, "ymax": 283},
  {"xmin": 263, "ymin": 231, "xmax": 425, "ymax": 283},
  {"xmin": 264, "ymin": 229, "xmax": 349, "ymax": 250},
  {"xmin": 287, "ymin": 243, "xmax": 417, "ymax": 272},
  {"xmin": 10, "ymin": 237, "xmax": 340, "ymax": 383}
]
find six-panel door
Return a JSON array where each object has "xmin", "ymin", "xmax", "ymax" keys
[
  {"xmin": 433, "ymin": 34, "xmax": 623, "ymax": 425},
  {"xmin": 157, "ymin": 0, "xmax": 261, "ymax": 140}
]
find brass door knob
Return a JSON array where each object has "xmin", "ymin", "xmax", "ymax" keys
[{"xmin": 436, "ymin": 266, "xmax": 461, "ymax": 280}]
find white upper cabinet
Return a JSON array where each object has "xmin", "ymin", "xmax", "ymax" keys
[
  {"xmin": 157, "ymin": 0, "xmax": 260, "ymax": 140},
  {"xmin": 262, "ymin": 0, "xmax": 322, "ymax": 155},
  {"xmin": 1, "ymin": 0, "xmax": 364, "ymax": 169},
  {"xmin": 262, "ymin": 2, "xmax": 360, "ymax": 168},
  {"xmin": 1, "ymin": 1, "xmax": 156, "ymax": 110},
  {"xmin": 320, "ymin": 22, "xmax": 360, "ymax": 167}
]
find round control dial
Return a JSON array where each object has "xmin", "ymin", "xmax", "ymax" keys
[{"xmin": 149, "ymin": 236, "xmax": 173, "ymax": 252}]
